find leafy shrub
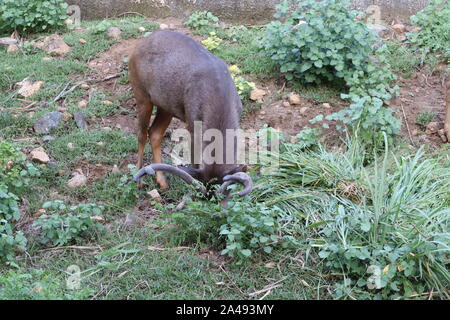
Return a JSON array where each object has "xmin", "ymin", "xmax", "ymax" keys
[
  {"xmin": 184, "ymin": 11, "xmax": 219, "ymax": 34},
  {"xmin": 33, "ymin": 200, "xmax": 105, "ymax": 246},
  {"xmin": 169, "ymin": 198, "xmax": 286, "ymax": 260},
  {"xmin": 0, "ymin": 141, "xmax": 39, "ymax": 264},
  {"xmin": 261, "ymin": 0, "xmax": 400, "ymax": 145},
  {"xmin": 408, "ymin": 0, "xmax": 450, "ymax": 59},
  {"xmin": 0, "ymin": 0, "xmax": 68, "ymax": 34},
  {"xmin": 228, "ymin": 65, "xmax": 256, "ymax": 99},
  {"xmin": 261, "ymin": 0, "xmax": 375, "ymax": 84},
  {"xmin": 201, "ymin": 32, "xmax": 222, "ymax": 51}
]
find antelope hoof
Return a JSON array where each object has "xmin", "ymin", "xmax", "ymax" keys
[{"xmin": 156, "ymin": 173, "xmax": 169, "ymax": 190}]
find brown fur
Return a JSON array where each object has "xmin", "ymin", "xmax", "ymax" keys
[{"xmin": 129, "ymin": 31, "xmax": 243, "ymax": 188}]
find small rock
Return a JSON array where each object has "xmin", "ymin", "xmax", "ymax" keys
[
  {"xmin": 397, "ymin": 34, "xmax": 407, "ymax": 42},
  {"xmin": 80, "ymin": 83, "xmax": 90, "ymax": 90},
  {"xmin": 159, "ymin": 24, "xmax": 169, "ymax": 30},
  {"xmin": 67, "ymin": 172, "xmax": 87, "ymax": 188},
  {"xmin": 299, "ymin": 107, "xmax": 309, "ymax": 114},
  {"xmin": 106, "ymin": 27, "xmax": 122, "ymax": 40},
  {"xmin": 392, "ymin": 24, "xmax": 406, "ymax": 33},
  {"xmin": 97, "ymin": 141, "xmax": 105, "ymax": 147},
  {"xmin": 39, "ymin": 34, "xmax": 71, "ymax": 56},
  {"xmin": 90, "ymin": 216, "xmax": 105, "ymax": 223},
  {"xmin": 34, "ymin": 112, "xmax": 63, "ymax": 134},
  {"xmin": 101, "ymin": 100, "xmax": 113, "ymax": 106},
  {"xmin": 425, "ymin": 122, "xmax": 440, "ymax": 135},
  {"xmin": 111, "ymin": 165, "xmax": 120, "ymax": 174},
  {"xmin": 16, "ymin": 78, "xmax": 44, "ymax": 98},
  {"xmin": 47, "ymin": 161, "xmax": 58, "ymax": 168},
  {"xmin": 74, "ymin": 112, "xmax": 88, "ymax": 129},
  {"xmin": 124, "ymin": 214, "xmax": 145, "ymax": 227},
  {"xmin": 34, "ymin": 209, "xmax": 46, "ymax": 217},
  {"xmin": 62, "ymin": 112, "xmax": 72, "ymax": 121},
  {"xmin": 7, "ymin": 44, "xmax": 20, "ymax": 53},
  {"xmin": 260, "ymin": 110, "xmax": 266, "ymax": 115},
  {"xmin": 67, "ymin": 143, "xmax": 75, "ymax": 150},
  {"xmin": 78, "ymin": 38, "xmax": 87, "ymax": 44},
  {"xmin": 368, "ymin": 24, "xmax": 389, "ymax": 37},
  {"xmin": 283, "ymin": 101, "xmax": 291, "ymax": 108},
  {"xmin": 101, "ymin": 127, "xmax": 112, "ymax": 131},
  {"xmin": 31, "ymin": 147, "xmax": 50, "ymax": 164},
  {"xmin": 438, "ymin": 129, "xmax": 448, "ymax": 143},
  {"xmin": 42, "ymin": 135, "xmax": 55, "ymax": 143},
  {"xmin": 250, "ymin": 88, "xmax": 267, "ymax": 103},
  {"xmin": 42, "ymin": 57, "xmax": 53, "ymax": 61},
  {"xmin": 288, "ymin": 93, "xmax": 301, "ymax": 105},
  {"xmin": 147, "ymin": 189, "xmax": 162, "ymax": 201},
  {"xmin": 138, "ymin": 27, "xmax": 146, "ymax": 32},
  {"xmin": 78, "ymin": 100, "xmax": 88, "ymax": 109},
  {"xmin": 322, "ymin": 103, "xmax": 332, "ymax": 109}
]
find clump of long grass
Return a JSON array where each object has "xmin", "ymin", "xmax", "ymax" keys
[{"xmin": 253, "ymin": 134, "xmax": 449, "ymax": 299}]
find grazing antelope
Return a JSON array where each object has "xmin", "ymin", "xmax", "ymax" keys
[{"xmin": 129, "ymin": 30, "xmax": 252, "ymax": 199}]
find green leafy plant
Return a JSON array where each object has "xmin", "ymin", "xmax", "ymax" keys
[
  {"xmin": 201, "ymin": 32, "xmax": 222, "ymax": 51},
  {"xmin": 184, "ymin": 11, "xmax": 219, "ymax": 35},
  {"xmin": 416, "ymin": 111, "xmax": 435, "ymax": 127},
  {"xmin": 228, "ymin": 65, "xmax": 256, "ymax": 99},
  {"xmin": 33, "ymin": 200, "xmax": 105, "ymax": 246},
  {"xmin": 0, "ymin": 0, "xmax": 68, "ymax": 34},
  {"xmin": 408, "ymin": 0, "xmax": 450, "ymax": 59},
  {"xmin": 0, "ymin": 141, "xmax": 39, "ymax": 264},
  {"xmin": 261, "ymin": 0, "xmax": 400, "ymax": 145},
  {"xmin": 168, "ymin": 197, "xmax": 286, "ymax": 260}
]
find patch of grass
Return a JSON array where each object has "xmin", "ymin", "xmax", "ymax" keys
[
  {"xmin": 0, "ymin": 51, "xmax": 86, "ymax": 104},
  {"xmin": 64, "ymin": 17, "xmax": 159, "ymax": 62},
  {"xmin": 213, "ymin": 27, "xmax": 278, "ymax": 79},
  {"xmin": 18, "ymin": 224, "xmax": 327, "ymax": 300},
  {"xmin": 0, "ymin": 268, "xmax": 93, "ymax": 300},
  {"xmin": 381, "ymin": 43, "xmax": 421, "ymax": 76},
  {"xmin": 67, "ymin": 172, "xmax": 139, "ymax": 216},
  {"xmin": 45, "ymin": 129, "xmax": 136, "ymax": 169},
  {"xmin": 0, "ymin": 111, "xmax": 34, "ymax": 139},
  {"xmin": 416, "ymin": 111, "xmax": 435, "ymax": 127}
]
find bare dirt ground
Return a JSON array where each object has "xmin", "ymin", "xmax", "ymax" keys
[{"xmin": 391, "ymin": 71, "xmax": 448, "ymax": 147}]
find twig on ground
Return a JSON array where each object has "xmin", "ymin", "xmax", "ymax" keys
[
  {"xmin": 38, "ymin": 245, "xmax": 103, "ymax": 252},
  {"xmin": 37, "ymin": 73, "xmax": 123, "ymax": 108},
  {"xmin": 401, "ymin": 104, "xmax": 415, "ymax": 147},
  {"xmin": 146, "ymin": 246, "xmax": 191, "ymax": 252},
  {"xmin": 117, "ymin": 12, "xmax": 148, "ymax": 19},
  {"xmin": 248, "ymin": 277, "xmax": 286, "ymax": 297}
]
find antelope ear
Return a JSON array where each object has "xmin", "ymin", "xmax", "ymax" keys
[
  {"xmin": 177, "ymin": 165, "xmax": 202, "ymax": 180},
  {"xmin": 225, "ymin": 165, "xmax": 248, "ymax": 176}
]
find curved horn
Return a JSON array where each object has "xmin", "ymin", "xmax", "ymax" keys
[
  {"xmin": 133, "ymin": 164, "xmax": 206, "ymax": 194},
  {"xmin": 218, "ymin": 172, "xmax": 253, "ymax": 197}
]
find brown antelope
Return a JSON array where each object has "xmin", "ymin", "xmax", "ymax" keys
[{"xmin": 128, "ymin": 30, "xmax": 252, "ymax": 199}]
